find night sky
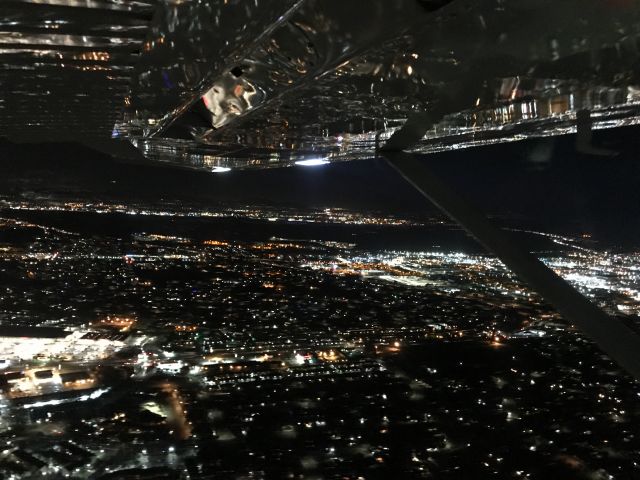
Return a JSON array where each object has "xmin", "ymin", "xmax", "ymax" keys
[{"xmin": 1, "ymin": 125, "xmax": 639, "ymax": 248}]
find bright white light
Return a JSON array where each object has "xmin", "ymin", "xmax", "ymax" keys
[
  {"xmin": 211, "ymin": 166, "xmax": 231, "ymax": 173},
  {"xmin": 23, "ymin": 388, "xmax": 109, "ymax": 409},
  {"xmin": 295, "ymin": 158, "xmax": 329, "ymax": 167}
]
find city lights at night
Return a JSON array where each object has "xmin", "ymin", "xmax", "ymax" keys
[{"xmin": 1, "ymin": 1, "xmax": 640, "ymax": 479}]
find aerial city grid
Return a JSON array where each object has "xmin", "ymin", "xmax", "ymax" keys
[{"xmin": 1, "ymin": 0, "xmax": 640, "ymax": 479}]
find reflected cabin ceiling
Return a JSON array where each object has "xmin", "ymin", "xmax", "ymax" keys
[
  {"xmin": 0, "ymin": 0, "xmax": 158, "ymax": 142},
  {"xmin": 2, "ymin": 0, "xmax": 640, "ymax": 169}
]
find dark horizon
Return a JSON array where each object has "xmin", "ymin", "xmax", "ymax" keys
[{"xmin": 2, "ymin": 125, "xmax": 639, "ymax": 249}]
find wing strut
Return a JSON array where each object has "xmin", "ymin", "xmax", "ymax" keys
[{"xmin": 381, "ymin": 127, "xmax": 640, "ymax": 381}]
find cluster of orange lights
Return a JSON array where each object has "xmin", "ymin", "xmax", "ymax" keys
[
  {"xmin": 142, "ymin": 36, "xmax": 165, "ymax": 52},
  {"xmin": 174, "ymin": 325, "xmax": 197, "ymax": 332},
  {"xmin": 97, "ymin": 316, "xmax": 135, "ymax": 331},
  {"xmin": 317, "ymin": 350, "xmax": 341, "ymax": 362},
  {"xmin": 250, "ymin": 244, "xmax": 278, "ymax": 251},
  {"xmin": 74, "ymin": 51, "xmax": 110, "ymax": 61},
  {"xmin": 203, "ymin": 240, "xmax": 229, "ymax": 247}
]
